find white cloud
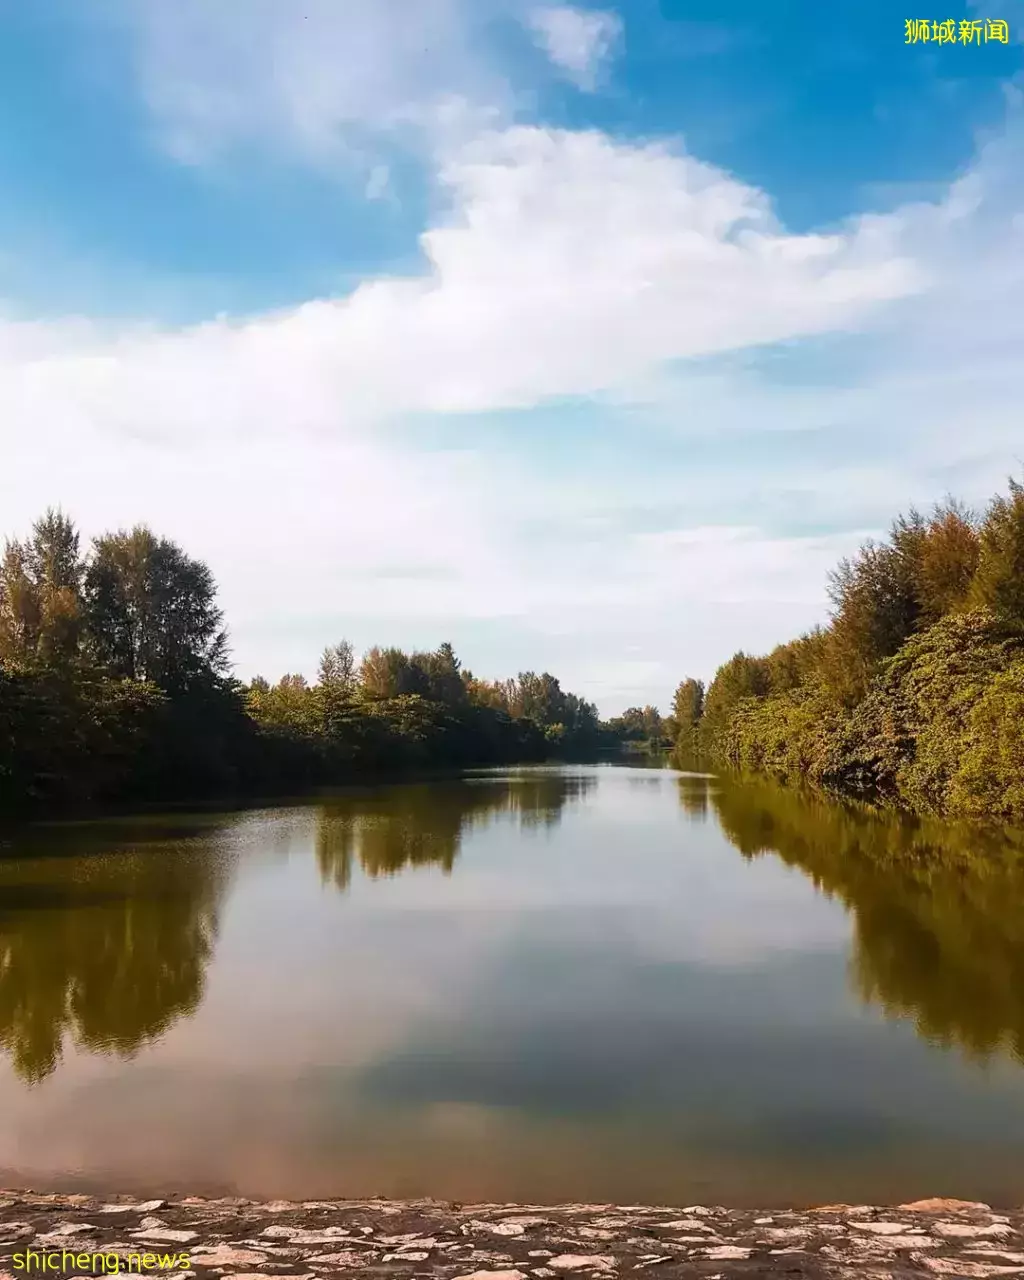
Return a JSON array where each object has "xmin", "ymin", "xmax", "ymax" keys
[
  {"xmin": 0, "ymin": 126, "xmax": 920, "ymax": 436},
  {"xmin": 98, "ymin": 0, "xmax": 627, "ymax": 170},
  {"xmin": 527, "ymin": 6, "xmax": 623, "ymax": 90},
  {"xmin": 1, "ymin": 102, "xmax": 1023, "ymax": 711},
  {"xmin": 110, "ymin": 0, "xmax": 520, "ymax": 168}
]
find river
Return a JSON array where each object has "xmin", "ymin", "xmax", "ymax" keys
[{"xmin": 1, "ymin": 765, "xmax": 1023, "ymax": 1206}]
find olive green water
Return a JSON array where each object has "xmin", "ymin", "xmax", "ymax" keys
[{"xmin": 2, "ymin": 765, "xmax": 1024, "ymax": 1206}]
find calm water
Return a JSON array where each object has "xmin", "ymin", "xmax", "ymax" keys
[{"xmin": 2, "ymin": 765, "xmax": 1024, "ymax": 1206}]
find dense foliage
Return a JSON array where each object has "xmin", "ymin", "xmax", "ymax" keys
[
  {"xmin": 0, "ymin": 511, "xmax": 617, "ymax": 816},
  {"xmin": 670, "ymin": 479, "xmax": 1024, "ymax": 821}
]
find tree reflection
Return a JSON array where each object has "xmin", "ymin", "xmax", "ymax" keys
[
  {"xmin": 316, "ymin": 771, "xmax": 596, "ymax": 891},
  {"xmin": 0, "ymin": 822, "xmax": 235, "ymax": 1084},
  {"xmin": 675, "ymin": 774, "xmax": 711, "ymax": 820},
  {"xmin": 704, "ymin": 774, "xmax": 1024, "ymax": 1064}
]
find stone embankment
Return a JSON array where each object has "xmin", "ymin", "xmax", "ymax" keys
[{"xmin": 2, "ymin": 1191, "xmax": 1023, "ymax": 1280}]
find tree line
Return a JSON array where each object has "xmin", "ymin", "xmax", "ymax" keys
[
  {"xmin": 0, "ymin": 510, "xmax": 628, "ymax": 815},
  {"xmin": 668, "ymin": 477, "xmax": 1024, "ymax": 821}
]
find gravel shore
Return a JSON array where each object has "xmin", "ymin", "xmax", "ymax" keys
[{"xmin": 2, "ymin": 1191, "xmax": 1022, "ymax": 1280}]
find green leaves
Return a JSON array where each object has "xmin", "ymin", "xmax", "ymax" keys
[{"xmin": 693, "ymin": 476, "xmax": 1024, "ymax": 823}]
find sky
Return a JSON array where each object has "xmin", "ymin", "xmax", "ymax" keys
[{"xmin": 1, "ymin": 0, "xmax": 1023, "ymax": 714}]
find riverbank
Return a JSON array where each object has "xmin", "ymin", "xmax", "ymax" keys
[{"xmin": 2, "ymin": 1191, "xmax": 1022, "ymax": 1279}]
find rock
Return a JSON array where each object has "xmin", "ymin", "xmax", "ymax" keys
[
  {"xmin": 2, "ymin": 1189, "xmax": 1024, "ymax": 1280},
  {"xmin": 917, "ymin": 1258, "xmax": 1024, "ymax": 1276},
  {"xmin": 130, "ymin": 1229, "xmax": 199, "ymax": 1244},
  {"xmin": 849, "ymin": 1221, "xmax": 914, "ymax": 1234},
  {"xmin": 452, "ymin": 1271, "xmax": 527, "ymax": 1280},
  {"xmin": 234, "ymin": 1274, "xmax": 313, "ymax": 1280},
  {"xmin": 902, "ymin": 1199, "xmax": 994, "ymax": 1213},
  {"xmin": 767, "ymin": 1227, "xmax": 810, "ymax": 1241},
  {"xmin": 185, "ymin": 1244, "xmax": 267, "ymax": 1265},
  {"xmin": 934, "ymin": 1222, "xmax": 1015, "ymax": 1239},
  {"xmin": 306, "ymin": 1252, "xmax": 374, "ymax": 1267},
  {"xmin": 852, "ymin": 1234, "xmax": 940, "ymax": 1250},
  {"xmin": 256, "ymin": 1227, "xmax": 353, "ymax": 1245}
]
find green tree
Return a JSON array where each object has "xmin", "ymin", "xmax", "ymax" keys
[
  {"xmin": 823, "ymin": 514, "xmax": 927, "ymax": 705},
  {"xmin": 358, "ymin": 645, "xmax": 427, "ymax": 699},
  {"xmin": 700, "ymin": 651, "xmax": 770, "ymax": 751},
  {"xmin": 83, "ymin": 526, "xmax": 229, "ymax": 692},
  {"xmin": 915, "ymin": 497, "xmax": 980, "ymax": 624},
  {"xmin": 318, "ymin": 639, "xmax": 356, "ymax": 691},
  {"xmin": 410, "ymin": 641, "xmax": 466, "ymax": 705},
  {"xmin": 0, "ymin": 509, "xmax": 83, "ymax": 666},
  {"xmin": 970, "ymin": 477, "xmax": 1024, "ymax": 629},
  {"xmin": 671, "ymin": 677, "xmax": 704, "ymax": 738}
]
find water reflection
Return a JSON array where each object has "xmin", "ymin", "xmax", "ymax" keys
[
  {"xmin": 700, "ymin": 773, "xmax": 1024, "ymax": 1065},
  {"xmin": 316, "ymin": 771, "xmax": 595, "ymax": 891},
  {"xmin": 4, "ymin": 767, "xmax": 1024, "ymax": 1206},
  {"xmin": 676, "ymin": 773, "xmax": 712, "ymax": 821},
  {"xmin": 0, "ymin": 772, "xmax": 596, "ymax": 1082},
  {"xmin": 0, "ymin": 817, "xmax": 238, "ymax": 1084}
]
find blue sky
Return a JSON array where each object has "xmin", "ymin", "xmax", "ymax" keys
[{"xmin": 2, "ymin": 0, "xmax": 1023, "ymax": 711}]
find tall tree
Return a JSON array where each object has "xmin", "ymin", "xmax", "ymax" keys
[
  {"xmin": 970, "ymin": 478, "xmax": 1024, "ymax": 629},
  {"xmin": 83, "ymin": 526, "xmax": 228, "ymax": 692},
  {"xmin": 408, "ymin": 642, "xmax": 466, "ymax": 705},
  {"xmin": 916, "ymin": 498, "xmax": 980, "ymax": 624},
  {"xmin": 671, "ymin": 677, "xmax": 705, "ymax": 748},
  {"xmin": 823, "ymin": 515, "xmax": 926, "ymax": 705},
  {"xmin": 358, "ymin": 645, "xmax": 428, "ymax": 699},
  {"xmin": 318, "ymin": 639, "xmax": 356, "ymax": 691},
  {"xmin": 0, "ymin": 541, "xmax": 39, "ymax": 664},
  {"xmin": 0, "ymin": 509, "xmax": 83, "ymax": 665}
]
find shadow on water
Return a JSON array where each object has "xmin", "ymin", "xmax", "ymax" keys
[{"xmin": 687, "ymin": 771, "xmax": 1024, "ymax": 1066}]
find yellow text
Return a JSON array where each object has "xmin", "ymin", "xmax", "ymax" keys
[
  {"xmin": 12, "ymin": 1250, "xmax": 192, "ymax": 1274},
  {"xmin": 904, "ymin": 17, "xmax": 1010, "ymax": 42}
]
